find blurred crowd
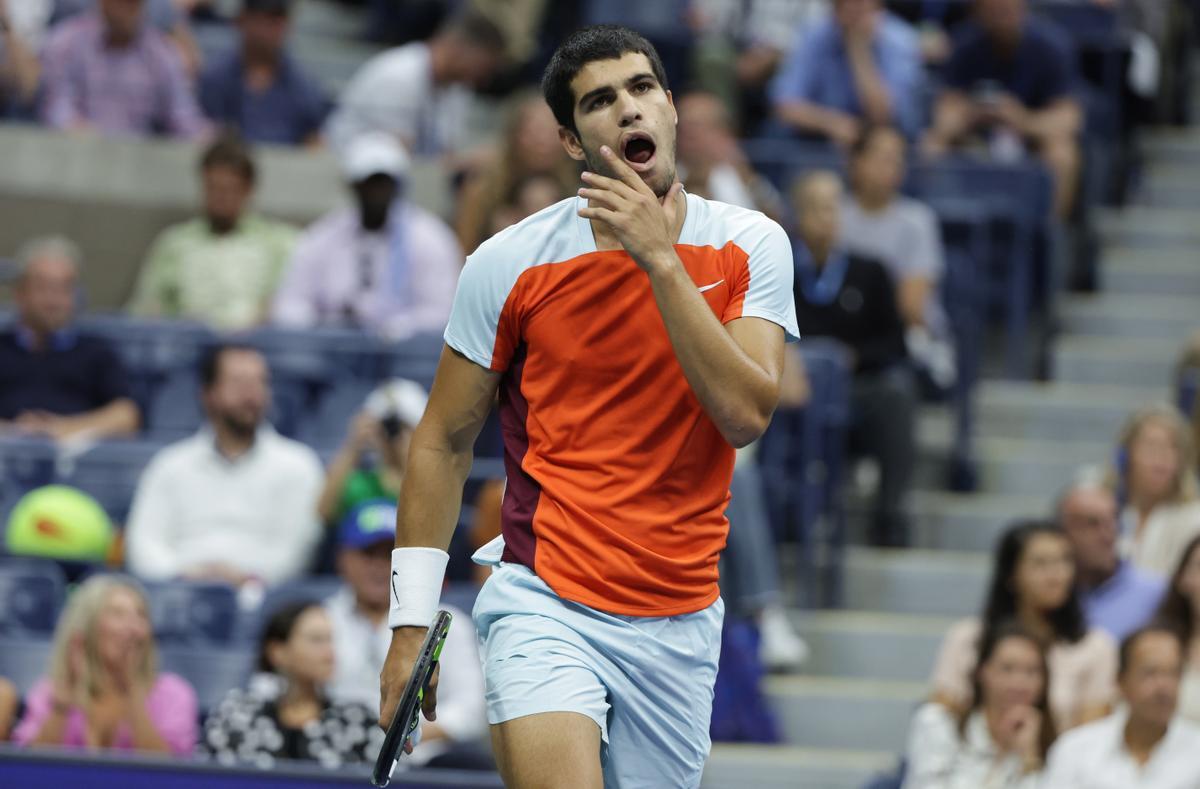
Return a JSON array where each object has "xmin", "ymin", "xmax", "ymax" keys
[{"xmin": 1, "ymin": 0, "xmax": 1199, "ymax": 785}]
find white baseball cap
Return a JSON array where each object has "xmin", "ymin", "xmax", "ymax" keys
[
  {"xmin": 341, "ymin": 132, "xmax": 410, "ymax": 182},
  {"xmin": 363, "ymin": 378, "xmax": 428, "ymax": 428}
]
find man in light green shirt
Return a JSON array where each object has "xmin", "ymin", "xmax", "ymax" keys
[{"xmin": 128, "ymin": 134, "xmax": 298, "ymax": 330}]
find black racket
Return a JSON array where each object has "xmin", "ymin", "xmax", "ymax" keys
[{"xmin": 371, "ymin": 610, "xmax": 453, "ymax": 787}]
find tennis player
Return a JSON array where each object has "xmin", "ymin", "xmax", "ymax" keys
[{"xmin": 380, "ymin": 25, "xmax": 799, "ymax": 788}]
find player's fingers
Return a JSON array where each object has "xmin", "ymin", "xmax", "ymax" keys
[
  {"xmin": 580, "ymin": 169, "xmax": 641, "ymax": 201},
  {"xmin": 577, "ymin": 187, "xmax": 629, "ymax": 211},
  {"xmin": 598, "ymin": 145, "xmax": 653, "ymax": 195},
  {"xmin": 422, "ymin": 664, "xmax": 440, "ymax": 722},
  {"xmin": 577, "ymin": 206, "xmax": 621, "ymax": 225}
]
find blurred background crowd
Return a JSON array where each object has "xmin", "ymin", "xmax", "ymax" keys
[{"xmin": 1, "ymin": 0, "xmax": 1200, "ymax": 786}]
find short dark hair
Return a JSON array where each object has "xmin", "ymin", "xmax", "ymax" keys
[
  {"xmin": 257, "ymin": 599, "xmax": 322, "ymax": 673},
  {"xmin": 980, "ymin": 520, "xmax": 1088, "ymax": 644},
  {"xmin": 850, "ymin": 124, "xmax": 904, "ymax": 160},
  {"xmin": 200, "ymin": 133, "xmax": 257, "ymax": 185},
  {"xmin": 1119, "ymin": 624, "xmax": 1184, "ymax": 678},
  {"xmin": 541, "ymin": 25, "xmax": 669, "ymax": 135},
  {"xmin": 442, "ymin": 10, "xmax": 507, "ymax": 55},
  {"xmin": 199, "ymin": 343, "xmax": 262, "ymax": 390}
]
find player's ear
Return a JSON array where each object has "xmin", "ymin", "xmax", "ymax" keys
[
  {"xmin": 559, "ymin": 126, "xmax": 586, "ymax": 163},
  {"xmin": 667, "ymin": 90, "xmax": 677, "ymax": 126}
]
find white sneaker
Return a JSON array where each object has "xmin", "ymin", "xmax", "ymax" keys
[{"xmin": 759, "ymin": 605, "xmax": 809, "ymax": 672}]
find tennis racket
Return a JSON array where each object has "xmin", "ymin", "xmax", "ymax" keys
[{"xmin": 371, "ymin": 610, "xmax": 453, "ymax": 787}]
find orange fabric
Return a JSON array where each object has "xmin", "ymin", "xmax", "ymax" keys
[{"xmin": 491, "ymin": 242, "xmax": 754, "ymax": 616}]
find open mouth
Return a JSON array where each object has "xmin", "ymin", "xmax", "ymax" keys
[{"xmin": 620, "ymin": 132, "xmax": 657, "ymax": 172}]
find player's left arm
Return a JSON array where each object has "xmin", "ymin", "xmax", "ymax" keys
[{"xmin": 579, "ymin": 146, "xmax": 785, "ymax": 448}]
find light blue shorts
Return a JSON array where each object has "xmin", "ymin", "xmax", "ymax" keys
[{"xmin": 472, "ymin": 562, "xmax": 724, "ymax": 789}]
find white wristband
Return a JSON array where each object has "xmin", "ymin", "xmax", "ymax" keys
[{"xmin": 388, "ymin": 547, "xmax": 450, "ymax": 629}]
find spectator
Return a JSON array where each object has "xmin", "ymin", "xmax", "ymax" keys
[
  {"xmin": 931, "ymin": 520, "xmax": 1118, "ymax": 730},
  {"xmin": 39, "ymin": 0, "xmax": 208, "ymax": 139},
  {"xmin": 1155, "ymin": 535, "xmax": 1200, "ymax": 723},
  {"xmin": 454, "ymin": 93, "xmax": 578, "ymax": 254},
  {"xmin": 52, "ymin": 0, "xmax": 202, "ymax": 77},
  {"xmin": 1107, "ymin": 404, "xmax": 1200, "ymax": 577},
  {"xmin": 790, "ymin": 171, "xmax": 915, "ymax": 546},
  {"xmin": 485, "ymin": 173, "xmax": 573, "ymax": 240},
  {"xmin": 904, "ymin": 622, "xmax": 1054, "ymax": 788},
  {"xmin": 12, "ymin": 574, "xmax": 197, "ymax": 754},
  {"xmin": 923, "ymin": 0, "xmax": 1082, "ymax": 219},
  {"xmin": 676, "ymin": 91, "xmax": 785, "ymax": 222},
  {"xmin": 316, "ymin": 378, "xmax": 427, "ymax": 525},
  {"xmin": 201, "ymin": 601, "xmax": 383, "ymax": 768},
  {"xmin": 841, "ymin": 124, "xmax": 954, "ymax": 389},
  {"xmin": 1057, "ymin": 468, "xmax": 1166, "ymax": 642},
  {"xmin": 0, "ymin": 237, "xmax": 140, "ymax": 442},
  {"xmin": 271, "ymin": 133, "xmax": 462, "ymax": 338},
  {"xmin": 0, "ymin": 676, "xmax": 15, "ymax": 740},
  {"xmin": 198, "ymin": 0, "xmax": 330, "ymax": 146},
  {"xmin": 124, "ymin": 344, "xmax": 324, "ymax": 586},
  {"xmin": 128, "ymin": 135, "xmax": 298, "ymax": 331},
  {"xmin": 324, "ymin": 499, "xmax": 489, "ymax": 768},
  {"xmin": 1042, "ymin": 626, "xmax": 1200, "ymax": 787},
  {"xmin": 0, "ymin": 0, "xmax": 40, "ymax": 115},
  {"xmin": 325, "ymin": 11, "xmax": 507, "ymax": 157},
  {"xmin": 770, "ymin": 0, "xmax": 922, "ymax": 145}
]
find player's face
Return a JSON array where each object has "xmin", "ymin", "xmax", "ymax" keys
[{"xmin": 562, "ymin": 52, "xmax": 678, "ymax": 198}]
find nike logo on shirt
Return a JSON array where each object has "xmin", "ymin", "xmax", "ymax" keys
[{"xmin": 698, "ymin": 280, "xmax": 725, "ymax": 293}]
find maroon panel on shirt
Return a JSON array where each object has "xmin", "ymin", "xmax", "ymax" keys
[{"xmin": 498, "ymin": 344, "xmax": 540, "ymax": 567}]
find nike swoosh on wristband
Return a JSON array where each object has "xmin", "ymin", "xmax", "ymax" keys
[
  {"xmin": 698, "ymin": 280, "xmax": 725, "ymax": 293},
  {"xmin": 391, "ymin": 569, "xmax": 400, "ymax": 604}
]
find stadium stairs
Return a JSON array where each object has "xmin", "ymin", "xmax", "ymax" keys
[{"xmin": 703, "ymin": 131, "xmax": 1200, "ymax": 789}]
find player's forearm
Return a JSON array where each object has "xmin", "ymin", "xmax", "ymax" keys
[
  {"xmin": 645, "ymin": 255, "xmax": 779, "ymax": 448},
  {"xmin": 393, "ymin": 423, "xmax": 474, "ymax": 551}
]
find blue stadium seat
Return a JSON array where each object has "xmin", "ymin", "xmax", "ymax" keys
[
  {"xmin": 56, "ymin": 440, "xmax": 165, "ymax": 524},
  {"xmin": 295, "ymin": 378, "xmax": 375, "ymax": 451},
  {"xmin": 383, "ymin": 331, "xmax": 446, "ymax": 392},
  {"xmin": 239, "ymin": 576, "xmax": 344, "ymax": 643},
  {"xmin": 143, "ymin": 580, "xmax": 240, "ymax": 647},
  {"xmin": 0, "ymin": 636, "xmax": 54, "ymax": 695},
  {"xmin": 741, "ymin": 137, "xmax": 844, "ymax": 195},
  {"xmin": 158, "ymin": 644, "xmax": 255, "ymax": 714},
  {"xmin": 0, "ymin": 435, "xmax": 57, "ymax": 506},
  {"xmin": 0, "ymin": 556, "xmax": 67, "ymax": 636}
]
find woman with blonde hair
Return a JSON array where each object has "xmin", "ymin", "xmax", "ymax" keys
[
  {"xmin": 12, "ymin": 574, "xmax": 197, "ymax": 754},
  {"xmin": 1106, "ymin": 403, "xmax": 1200, "ymax": 576}
]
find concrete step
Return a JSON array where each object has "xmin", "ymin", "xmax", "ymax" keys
[
  {"xmin": 789, "ymin": 610, "xmax": 952, "ymax": 682},
  {"xmin": 1052, "ymin": 336, "xmax": 1178, "ymax": 387},
  {"xmin": 917, "ymin": 435, "xmax": 1108, "ymax": 497},
  {"xmin": 842, "ymin": 547, "xmax": 988, "ymax": 617},
  {"xmin": 1061, "ymin": 294, "xmax": 1200, "ymax": 341},
  {"xmin": 1099, "ymin": 206, "xmax": 1200, "ymax": 247},
  {"xmin": 766, "ymin": 675, "xmax": 924, "ymax": 753},
  {"xmin": 960, "ymin": 381, "xmax": 1165, "ymax": 442},
  {"xmin": 704, "ymin": 744, "xmax": 895, "ymax": 789},
  {"xmin": 1104, "ymin": 253, "xmax": 1200, "ymax": 297},
  {"xmin": 909, "ymin": 491, "xmax": 1045, "ymax": 551}
]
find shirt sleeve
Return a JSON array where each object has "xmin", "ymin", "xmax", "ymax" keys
[
  {"xmin": 725, "ymin": 217, "xmax": 799, "ymax": 342},
  {"xmin": 880, "ymin": 22, "xmax": 923, "ymax": 137},
  {"xmin": 252, "ymin": 447, "xmax": 325, "ymax": 584},
  {"xmin": 929, "ymin": 619, "xmax": 979, "ymax": 707},
  {"xmin": 902, "ymin": 703, "xmax": 960, "ymax": 789},
  {"xmin": 442, "ymin": 234, "xmax": 522, "ymax": 372},
  {"xmin": 768, "ymin": 24, "xmax": 821, "ymax": 106},
  {"xmin": 383, "ymin": 210, "xmax": 462, "ymax": 341},
  {"xmin": 1038, "ymin": 29, "xmax": 1078, "ymax": 105},
  {"xmin": 151, "ymin": 674, "xmax": 199, "ymax": 755},
  {"xmin": 89, "ymin": 340, "xmax": 134, "ymax": 407},
  {"xmin": 270, "ymin": 231, "xmax": 323, "ymax": 328},
  {"xmin": 125, "ymin": 452, "xmax": 183, "ymax": 581}
]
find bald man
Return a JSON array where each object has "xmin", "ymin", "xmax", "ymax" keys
[{"xmin": 790, "ymin": 172, "xmax": 915, "ymax": 546}]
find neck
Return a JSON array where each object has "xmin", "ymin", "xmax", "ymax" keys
[
  {"xmin": 20, "ymin": 322, "xmax": 51, "ymax": 350},
  {"xmin": 1017, "ymin": 604, "xmax": 1055, "ymax": 642},
  {"xmin": 1129, "ymin": 491, "xmax": 1161, "ymax": 520},
  {"xmin": 1124, "ymin": 714, "xmax": 1169, "ymax": 763},
  {"xmin": 243, "ymin": 46, "xmax": 280, "ymax": 70},
  {"xmin": 1079, "ymin": 562, "xmax": 1118, "ymax": 591},
  {"xmin": 214, "ymin": 424, "xmax": 256, "ymax": 459},
  {"xmin": 856, "ymin": 190, "xmax": 892, "ymax": 213},
  {"xmin": 103, "ymin": 28, "xmax": 135, "ymax": 49},
  {"xmin": 281, "ymin": 677, "xmax": 320, "ymax": 706},
  {"xmin": 590, "ymin": 190, "xmax": 686, "ymax": 252}
]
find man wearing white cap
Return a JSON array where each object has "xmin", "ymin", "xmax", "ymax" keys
[{"xmin": 270, "ymin": 132, "xmax": 462, "ymax": 339}]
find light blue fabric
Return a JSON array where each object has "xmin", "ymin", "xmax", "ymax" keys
[
  {"xmin": 769, "ymin": 12, "xmax": 923, "ymax": 137},
  {"xmin": 472, "ymin": 561, "xmax": 723, "ymax": 789},
  {"xmin": 1082, "ymin": 560, "xmax": 1167, "ymax": 642}
]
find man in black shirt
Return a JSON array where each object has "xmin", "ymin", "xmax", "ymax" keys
[
  {"xmin": 0, "ymin": 237, "xmax": 139, "ymax": 441},
  {"xmin": 791, "ymin": 171, "xmax": 915, "ymax": 546}
]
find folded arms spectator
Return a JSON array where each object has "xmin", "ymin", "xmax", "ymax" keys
[
  {"xmin": 39, "ymin": 0, "xmax": 208, "ymax": 138},
  {"xmin": 924, "ymin": 0, "xmax": 1082, "ymax": 219},
  {"xmin": 12, "ymin": 574, "xmax": 198, "ymax": 754},
  {"xmin": 770, "ymin": 0, "xmax": 922, "ymax": 146},
  {"xmin": 0, "ymin": 236, "xmax": 140, "ymax": 441},
  {"xmin": 198, "ymin": 0, "xmax": 330, "ymax": 146},
  {"xmin": 128, "ymin": 134, "xmax": 298, "ymax": 330},
  {"xmin": 124, "ymin": 344, "xmax": 324, "ymax": 586}
]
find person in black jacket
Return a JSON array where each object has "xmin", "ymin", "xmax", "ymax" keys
[{"xmin": 790, "ymin": 170, "xmax": 916, "ymax": 546}]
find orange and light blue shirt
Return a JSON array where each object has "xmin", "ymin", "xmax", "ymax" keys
[{"xmin": 446, "ymin": 192, "xmax": 799, "ymax": 617}]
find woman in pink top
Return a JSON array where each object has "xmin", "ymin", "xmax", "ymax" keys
[
  {"xmin": 930, "ymin": 520, "xmax": 1118, "ymax": 731},
  {"xmin": 13, "ymin": 574, "xmax": 197, "ymax": 754}
]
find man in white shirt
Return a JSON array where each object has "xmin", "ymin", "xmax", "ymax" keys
[
  {"xmin": 270, "ymin": 132, "xmax": 462, "ymax": 339},
  {"xmin": 125, "ymin": 344, "xmax": 324, "ymax": 586},
  {"xmin": 1043, "ymin": 625, "xmax": 1200, "ymax": 788},
  {"xmin": 324, "ymin": 499, "xmax": 488, "ymax": 768},
  {"xmin": 324, "ymin": 11, "xmax": 506, "ymax": 157}
]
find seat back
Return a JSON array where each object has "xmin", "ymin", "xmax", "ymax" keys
[
  {"xmin": 144, "ymin": 580, "xmax": 241, "ymax": 647},
  {"xmin": 0, "ymin": 557, "xmax": 67, "ymax": 636}
]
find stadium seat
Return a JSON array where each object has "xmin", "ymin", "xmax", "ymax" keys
[
  {"xmin": 158, "ymin": 644, "xmax": 256, "ymax": 715},
  {"xmin": 0, "ymin": 636, "xmax": 54, "ymax": 695},
  {"xmin": 143, "ymin": 580, "xmax": 241, "ymax": 647},
  {"xmin": 56, "ymin": 440, "xmax": 166, "ymax": 524},
  {"xmin": 0, "ymin": 556, "xmax": 67, "ymax": 636},
  {"xmin": 295, "ymin": 378, "xmax": 375, "ymax": 451},
  {"xmin": 0, "ymin": 435, "xmax": 58, "ymax": 505},
  {"xmin": 239, "ymin": 576, "xmax": 344, "ymax": 643}
]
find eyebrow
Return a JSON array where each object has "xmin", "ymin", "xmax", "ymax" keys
[{"xmin": 577, "ymin": 72, "xmax": 659, "ymax": 110}]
